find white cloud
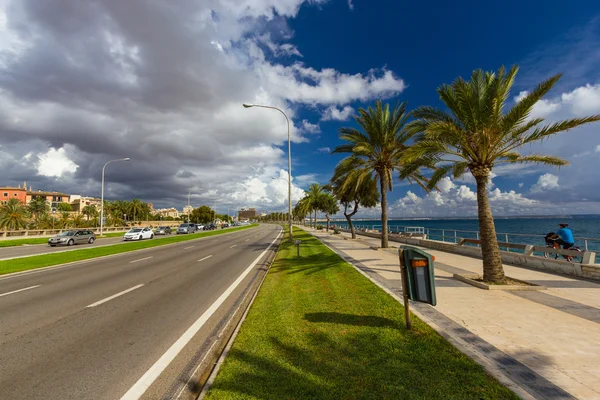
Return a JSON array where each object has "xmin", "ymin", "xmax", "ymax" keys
[
  {"xmin": 301, "ymin": 119, "xmax": 321, "ymax": 133},
  {"xmin": 530, "ymin": 173, "xmax": 559, "ymax": 193},
  {"xmin": 37, "ymin": 147, "xmax": 78, "ymax": 178},
  {"xmin": 518, "ymin": 183, "xmax": 524, "ymax": 188},
  {"xmin": 347, "ymin": 0, "xmax": 354, "ymax": 10},
  {"xmin": 321, "ymin": 105, "xmax": 355, "ymax": 121},
  {"xmin": 0, "ymin": 0, "xmax": 406, "ymax": 210},
  {"xmin": 596, "ymin": 145, "xmax": 600, "ymax": 153},
  {"xmin": 317, "ymin": 147, "xmax": 330, "ymax": 153}
]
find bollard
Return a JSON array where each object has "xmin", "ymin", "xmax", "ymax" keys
[{"xmin": 295, "ymin": 239, "xmax": 302, "ymax": 257}]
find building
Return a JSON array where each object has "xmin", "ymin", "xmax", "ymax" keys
[
  {"xmin": 154, "ymin": 208, "xmax": 180, "ymax": 218},
  {"xmin": 237, "ymin": 207, "xmax": 257, "ymax": 221},
  {"xmin": 26, "ymin": 190, "xmax": 70, "ymax": 210},
  {"xmin": 182, "ymin": 205, "xmax": 193, "ymax": 215},
  {"xmin": 0, "ymin": 186, "xmax": 27, "ymax": 205},
  {"xmin": 70, "ymin": 195, "xmax": 102, "ymax": 213}
]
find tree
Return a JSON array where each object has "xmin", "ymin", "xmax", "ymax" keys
[
  {"xmin": 128, "ymin": 198, "xmax": 145, "ymax": 222},
  {"xmin": 305, "ymin": 183, "xmax": 325, "ymax": 228},
  {"xmin": 293, "ymin": 196, "xmax": 311, "ymax": 226},
  {"xmin": 82, "ymin": 204, "xmax": 98, "ymax": 221},
  {"xmin": 407, "ymin": 65, "xmax": 600, "ymax": 283},
  {"xmin": 28, "ymin": 197, "xmax": 49, "ymax": 220},
  {"xmin": 0, "ymin": 198, "xmax": 29, "ymax": 230},
  {"xmin": 72, "ymin": 213, "xmax": 86, "ymax": 228},
  {"xmin": 190, "ymin": 206, "xmax": 215, "ymax": 224},
  {"xmin": 330, "ymin": 159, "xmax": 379, "ymax": 239},
  {"xmin": 333, "ymin": 101, "xmax": 428, "ymax": 248},
  {"xmin": 58, "ymin": 212, "xmax": 71, "ymax": 229},
  {"xmin": 320, "ymin": 192, "xmax": 339, "ymax": 232},
  {"xmin": 57, "ymin": 202, "xmax": 73, "ymax": 212}
]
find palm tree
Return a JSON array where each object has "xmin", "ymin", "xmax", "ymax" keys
[
  {"xmin": 128, "ymin": 199, "xmax": 145, "ymax": 222},
  {"xmin": 305, "ymin": 183, "xmax": 325, "ymax": 228},
  {"xmin": 72, "ymin": 214, "xmax": 86, "ymax": 228},
  {"xmin": 82, "ymin": 204, "xmax": 98, "ymax": 221},
  {"xmin": 320, "ymin": 191, "xmax": 339, "ymax": 232},
  {"xmin": 333, "ymin": 101, "xmax": 428, "ymax": 248},
  {"xmin": 28, "ymin": 197, "xmax": 49, "ymax": 221},
  {"xmin": 293, "ymin": 196, "xmax": 311, "ymax": 226},
  {"xmin": 58, "ymin": 212, "xmax": 71, "ymax": 229},
  {"xmin": 0, "ymin": 198, "xmax": 29, "ymax": 230},
  {"xmin": 407, "ymin": 65, "xmax": 600, "ymax": 283},
  {"xmin": 330, "ymin": 158, "xmax": 379, "ymax": 239}
]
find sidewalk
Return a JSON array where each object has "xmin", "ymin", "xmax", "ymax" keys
[{"xmin": 305, "ymin": 227, "xmax": 600, "ymax": 400}]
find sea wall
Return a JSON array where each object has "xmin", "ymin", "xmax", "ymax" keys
[{"xmin": 339, "ymin": 228, "xmax": 600, "ymax": 281}]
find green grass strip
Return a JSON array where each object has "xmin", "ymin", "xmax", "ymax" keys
[
  {"xmin": 205, "ymin": 227, "xmax": 517, "ymax": 400},
  {"xmin": 0, "ymin": 224, "xmax": 258, "ymax": 276},
  {"xmin": 0, "ymin": 231, "xmax": 127, "ymax": 247}
]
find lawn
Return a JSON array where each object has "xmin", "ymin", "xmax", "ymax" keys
[
  {"xmin": 0, "ymin": 231, "xmax": 126, "ymax": 247},
  {"xmin": 205, "ymin": 227, "xmax": 517, "ymax": 400},
  {"xmin": 0, "ymin": 225, "xmax": 258, "ymax": 276}
]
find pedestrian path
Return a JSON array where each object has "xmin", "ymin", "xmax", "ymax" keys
[{"xmin": 305, "ymin": 227, "xmax": 600, "ymax": 400}]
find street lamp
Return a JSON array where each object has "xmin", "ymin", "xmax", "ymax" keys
[
  {"xmin": 100, "ymin": 158, "xmax": 130, "ymax": 236},
  {"xmin": 244, "ymin": 103, "xmax": 293, "ymax": 239}
]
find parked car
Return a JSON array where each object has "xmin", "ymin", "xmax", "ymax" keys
[
  {"xmin": 195, "ymin": 224, "xmax": 204, "ymax": 231},
  {"xmin": 48, "ymin": 230, "xmax": 96, "ymax": 247},
  {"xmin": 177, "ymin": 223, "xmax": 194, "ymax": 234},
  {"xmin": 222, "ymin": 223, "xmax": 230, "ymax": 228},
  {"xmin": 203, "ymin": 223, "xmax": 216, "ymax": 230},
  {"xmin": 123, "ymin": 227, "xmax": 154, "ymax": 241},
  {"xmin": 154, "ymin": 226, "xmax": 172, "ymax": 235}
]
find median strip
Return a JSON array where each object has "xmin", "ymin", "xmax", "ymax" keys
[
  {"xmin": 0, "ymin": 285, "xmax": 41, "ymax": 298},
  {"xmin": 0, "ymin": 225, "xmax": 258, "ymax": 277},
  {"xmin": 129, "ymin": 256, "xmax": 153, "ymax": 264},
  {"xmin": 203, "ymin": 228, "xmax": 517, "ymax": 399},
  {"xmin": 87, "ymin": 284, "xmax": 144, "ymax": 308},
  {"xmin": 198, "ymin": 255, "xmax": 213, "ymax": 262}
]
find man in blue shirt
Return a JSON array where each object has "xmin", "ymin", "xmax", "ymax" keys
[{"xmin": 554, "ymin": 223, "xmax": 575, "ymax": 249}]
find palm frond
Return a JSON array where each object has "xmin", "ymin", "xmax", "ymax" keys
[
  {"xmin": 522, "ymin": 116, "xmax": 600, "ymax": 143},
  {"xmin": 499, "ymin": 154, "xmax": 569, "ymax": 166}
]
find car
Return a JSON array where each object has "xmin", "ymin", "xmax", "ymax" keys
[
  {"xmin": 195, "ymin": 224, "xmax": 204, "ymax": 231},
  {"xmin": 123, "ymin": 227, "xmax": 154, "ymax": 241},
  {"xmin": 222, "ymin": 223, "xmax": 230, "ymax": 228},
  {"xmin": 48, "ymin": 230, "xmax": 96, "ymax": 247},
  {"xmin": 203, "ymin": 223, "xmax": 216, "ymax": 231},
  {"xmin": 154, "ymin": 226, "xmax": 172, "ymax": 235},
  {"xmin": 177, "ymin": 223, "xmax": 194, "ymax": 234}
]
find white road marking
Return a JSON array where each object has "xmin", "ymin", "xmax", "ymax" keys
[
  {"xmin": 129, "ymin": 256, "xmax": 153, "ymax": 264},
  {"xmin": 197, "ymin": 255, "xmax": 213, "ymax": 262},
  {"xmin": 184, "ymin": 246, "xmax": 195, "ymax": 250},
  {"xmin": 229, "ymin": 244, "xmax": 237, "ymax": 248},
  {"xmin": 245, "ymin": 239, "xmax": 249, "ymax": 242},
  {"xmin": 121, "ymin": 231, "xmax": 281, "ymax": 400},
  {"xmin": 0, "ymin": 285, "xmax": 41, "ymax": 298},
  {"xmin": 86, "ymin": 284, "xmax": 144, "ymax": 308}
]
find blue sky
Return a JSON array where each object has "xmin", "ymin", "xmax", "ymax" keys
[{"xmin": 1, "ymin": 0, "xmax": 600, "ymax": 216}]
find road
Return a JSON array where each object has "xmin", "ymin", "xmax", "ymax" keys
[
  {"xmin": 0, "ymin": 224, "xmax": 281, "ymax": 400},
  {"xmin": 0, "ymin": 230, "xmax": 232, "ymax": 261}
]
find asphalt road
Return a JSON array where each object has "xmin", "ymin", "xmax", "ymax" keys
[
  {"xmin": 0, "ymin": 224, "xmax": 281, "ymax": 400},
  {"xmin": 0, "ymin": 230, "xmax": 231, "ymax": 260}
]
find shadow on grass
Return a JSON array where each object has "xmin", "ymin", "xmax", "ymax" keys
[
  {"xmin": 206, "ymin": 330, "xmax": 519, "ymax": 400},
  {"xmin": 304, "ymin": 312, "xmax": 400, "ymax": 329}
]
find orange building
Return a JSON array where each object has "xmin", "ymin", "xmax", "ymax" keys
[{"xmin": 0, "ymin": 186, "xmax": 27, "ymax": 204}]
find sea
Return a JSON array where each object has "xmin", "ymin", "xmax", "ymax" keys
[{"xmin": 330, "ymin": 215, "xmax": 600, "ymax": 252}]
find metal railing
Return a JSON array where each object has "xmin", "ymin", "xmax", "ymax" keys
[{"xmin": 329, "ymin": 223, "xmax": 600, "ymax": 253}]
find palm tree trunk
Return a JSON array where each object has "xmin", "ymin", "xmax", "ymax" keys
[
  {"xmin": 326, "ymin": 215, "xmax": 330, "ymax": 232},
  {"xmin": 345, "ymin": 201, "xmax": 359, "ymax": 239},
  {"xmin": 475, "ymin": 174, "xmax": 505, "ymax": 283},
  {"xmin": 379, "ymin": 174, "xmax": 389, "ymax": 248}
]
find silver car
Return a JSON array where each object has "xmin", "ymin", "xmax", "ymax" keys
[
  {"xmin": 176, "ymin": 223, "xmax": 194, "ymax": 234},
  {"xmin": 48, "ymin": 230, "xmax": 96, "ymax": 247}
]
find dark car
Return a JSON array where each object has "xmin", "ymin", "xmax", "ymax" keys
[
  {"xmin": 154, "ymin": 226, "xmax": 172, "ymax": 235},
  {"xmin": 203, "ymin": 223, "xmax": 216, "ymax": 231},
  {"xmin": 222, "ymin": 223, "xmax": 230, "ymax": 228},
  {"xmin": 48, "ymin": 230, "xmax": 96, "ymax": 247}
]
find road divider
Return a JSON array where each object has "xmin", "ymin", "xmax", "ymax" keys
[
  {"xmin": 87, "ymin": 284, "xmax": 144, "ymax": 308},
  {"xmin": 0, "ymin": 285, "xmax": 41, "ymax": 298}
]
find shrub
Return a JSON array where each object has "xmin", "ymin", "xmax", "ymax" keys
[
  {"xmin": 333, "ymin": 228, "xmax": 340, "ymax": 234},
  {"xmin": 316, "ymin": 225, "xmax": 324, "ymax": 230}
]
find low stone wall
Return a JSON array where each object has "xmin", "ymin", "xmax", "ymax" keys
[{"xmin": 340, "ymin": 228, "xmax": 600, "ymax": 281}]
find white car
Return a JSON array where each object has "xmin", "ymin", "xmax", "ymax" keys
[{"xmin": 123, "ymin": 227, "xmax": 154, "ymax": 241}]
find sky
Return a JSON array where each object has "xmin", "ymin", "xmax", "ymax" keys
[{"xmin": 1, "ymin": 0, "xmax": 600, "ymax": 217}]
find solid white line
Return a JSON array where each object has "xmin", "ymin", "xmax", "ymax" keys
[
  {"xmin": 0, "ymin": 285, "xmax": 41, "ymax": 298},
  {"xmin": 86, "ymin": 284, "xmax": 144, "ymax": 308},
  {"xmin": 197, "ymin": 255, "xmax": 213, "ymax": 262},
  {"xmin": 229, "ymin": 244, "xmax": 237, "ymax": 248},
  {"xmin": 120, "ymin": 229, "xmax": 281, "ymax": 400},
  {"xmin": 245, "ymin": 239, "xmax": 249, "ymax": 242},
  {"xmin": 184, "ymin": 246, "xmax": 195, "ymax": 250},
  {"xmin": 129, "ymin": 256, "xmax": 153, "ymax": 264}
]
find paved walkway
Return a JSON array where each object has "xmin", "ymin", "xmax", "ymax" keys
[{"xmin": 305, "ymin": 227, "xmax": 600, "ymax": 400}]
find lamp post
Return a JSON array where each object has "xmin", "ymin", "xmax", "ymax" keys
[
  {"xmin": 244, "ymin": 103, "xmax": 293, "ymax": 240},
  {"xmin": 100, "ymin": 158, "xmax": 130, "ymax": 236}
]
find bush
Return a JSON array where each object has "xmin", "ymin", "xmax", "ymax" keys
[
  {"xmin": 333, "ymin": 228, "xmax": 340, "ymax": 234},
  {"xmin": 316, "ymin": 225, "xmax": 324, "ymax": 230}
]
